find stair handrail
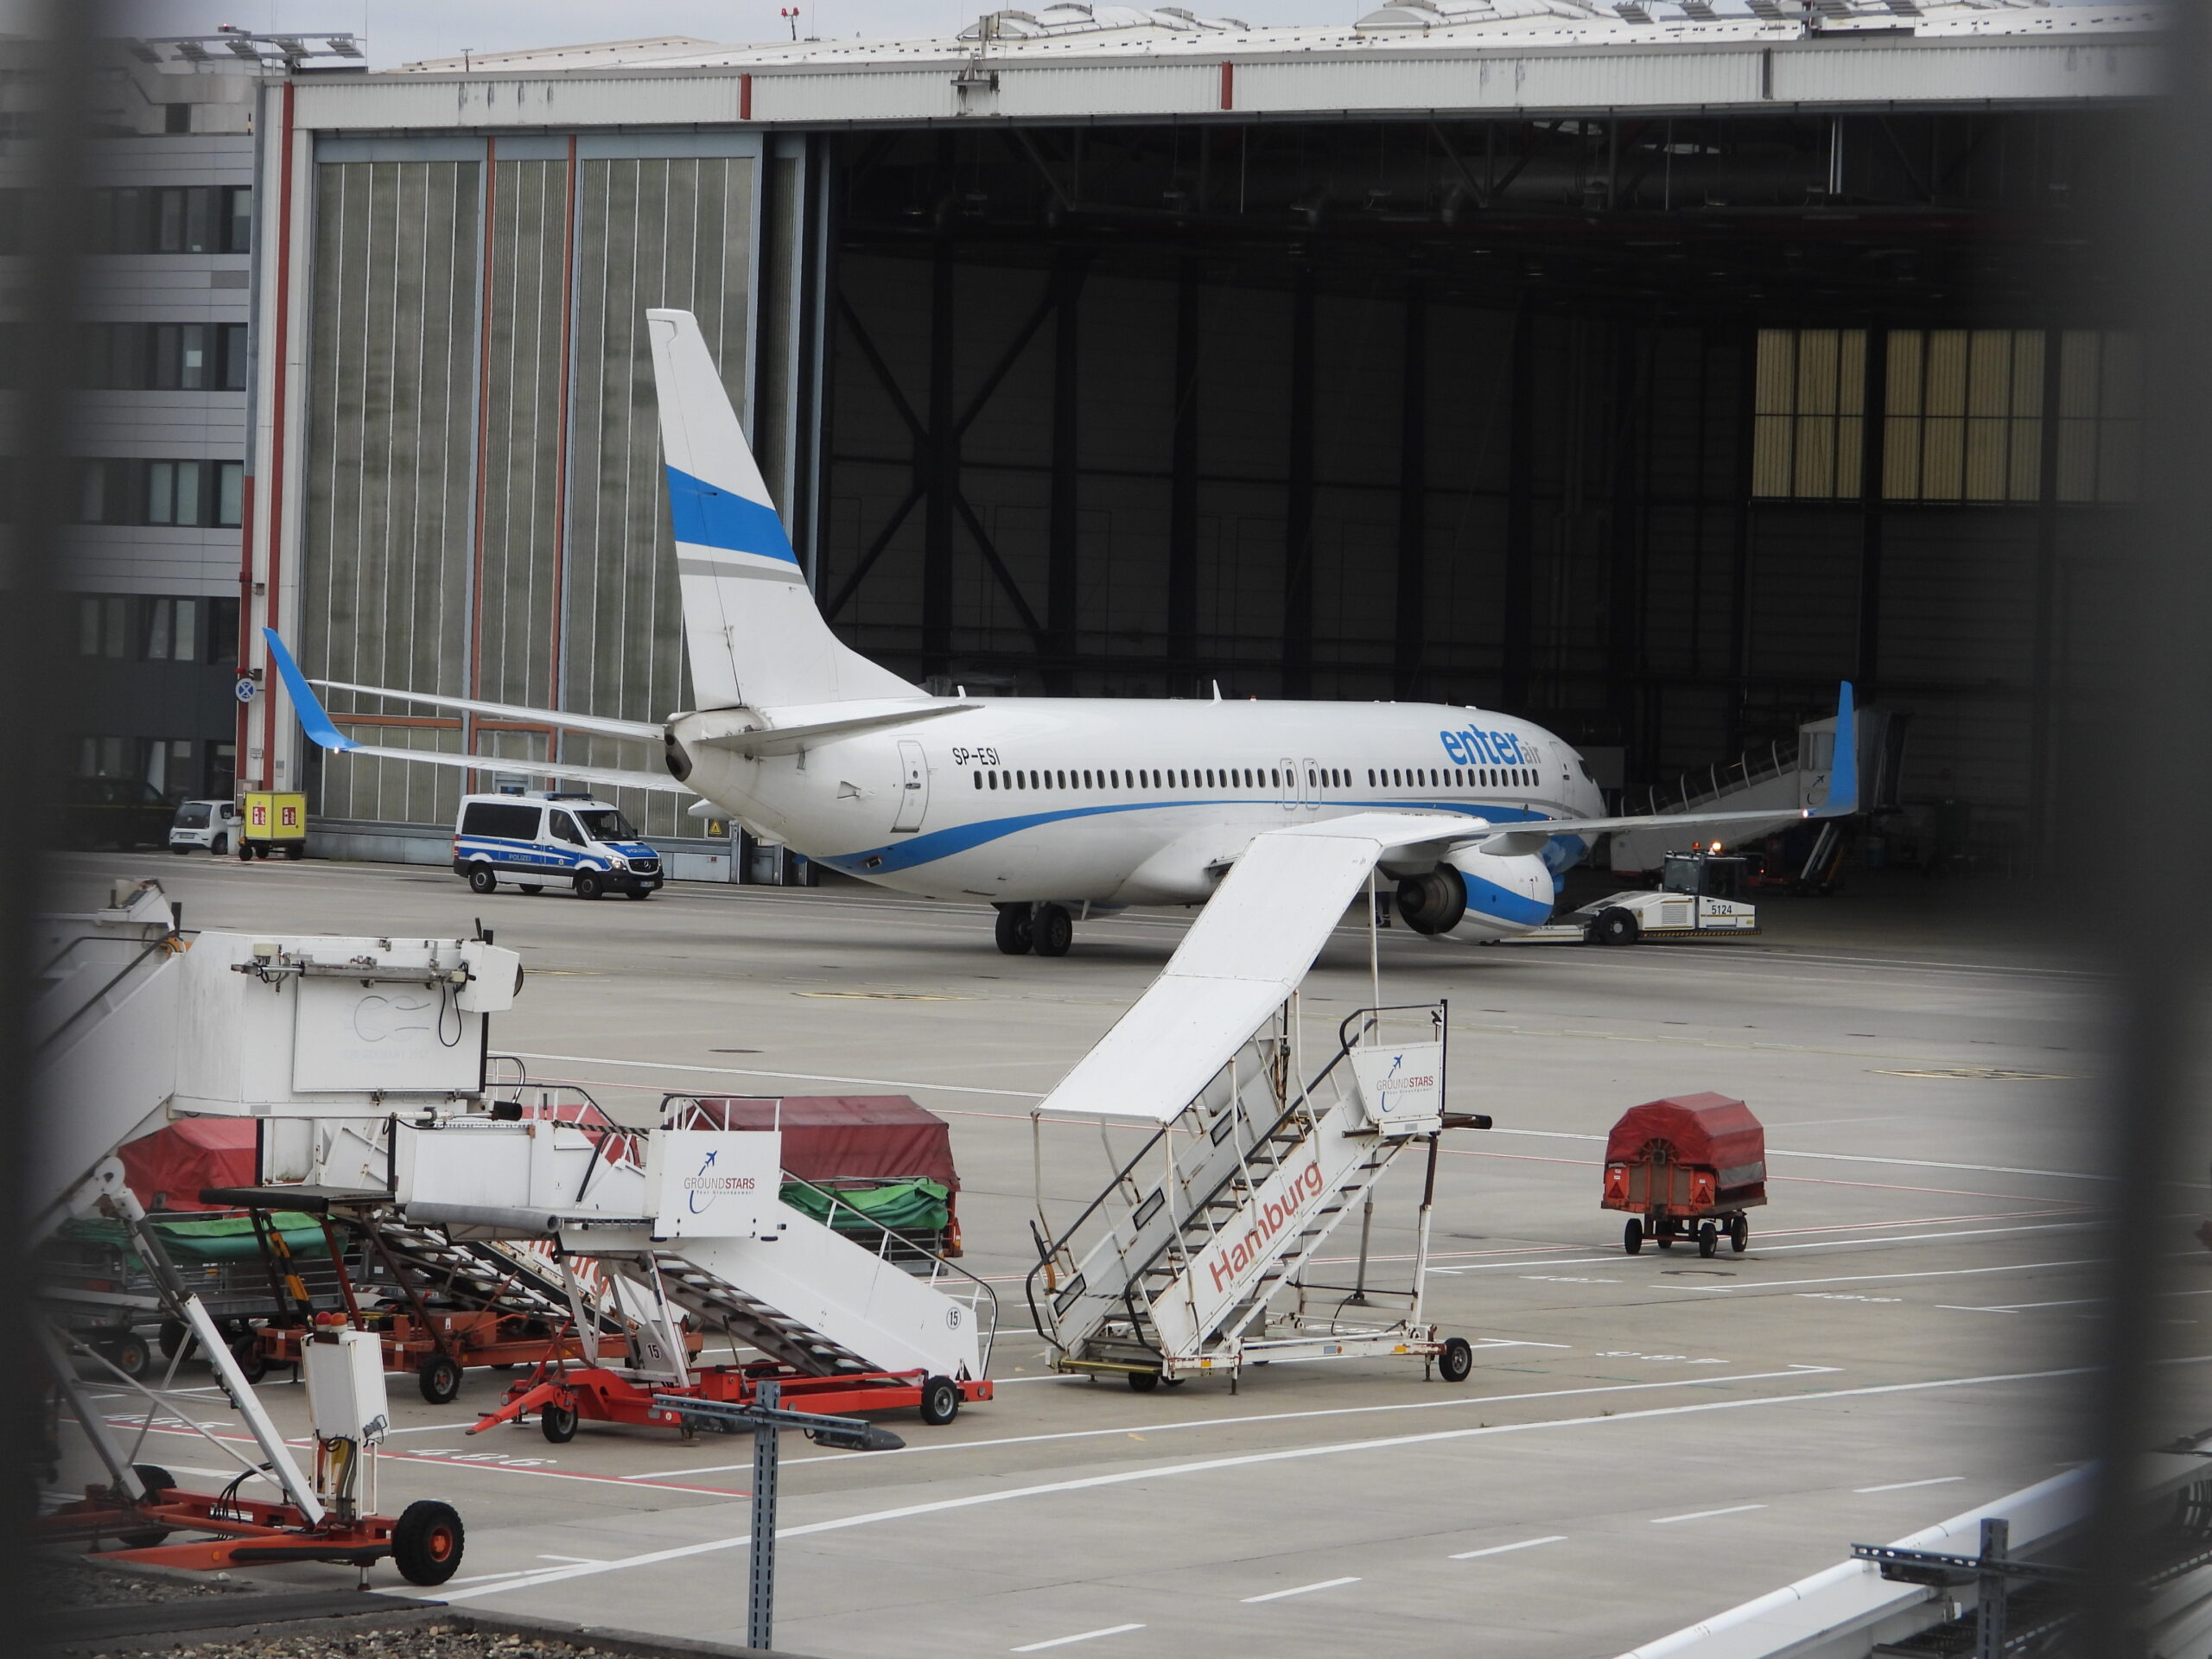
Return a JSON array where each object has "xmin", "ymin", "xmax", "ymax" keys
[
  {"xmin": 1025, "ymin": 1006, "xmax": 1416, "ymax": 1360},
  {"xmin": 776, "ymin": 1171, "xmax": 1001, "ymax": 1374}
]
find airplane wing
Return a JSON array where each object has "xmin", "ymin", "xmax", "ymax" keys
[
  {"xmin": 264, "ymin": 630, "xmax": 692, "ymax": 797},
  {"xmin": 305, "ymin": 679, "xmax": 664, "ymax": 745}
]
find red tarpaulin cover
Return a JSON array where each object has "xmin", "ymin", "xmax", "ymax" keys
[
  {"xmin": 683, "ymin": 1097, "xmax": 959, "ymax": 1192},
  {"xmin": 119, "ymin": 1119, "xmax": 258, "ymax": 1212},
  {"xmin": 1604, "ymin": 1093, "xmax": 1765, "ymax": 1185}
]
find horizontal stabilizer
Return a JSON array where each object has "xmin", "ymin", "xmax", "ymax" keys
[
  {"xmin": 308, "ymin": 679, "xmax": 664, "ymax": 745},
  {"xmin": 264, "ymin": 631, "xmax": 690, "ymax": 797},
  {"xmin": 696, "ymin": 700, "xmax": 977, "ymax": 758}
]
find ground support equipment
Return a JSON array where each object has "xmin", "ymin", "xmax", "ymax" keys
[
  {"xmin": 1028, "ymin": 1000, "xmax": 1486, "ymax": 1393},
  {"xmin": 474, "ymin": 1353, "xmax": 990, "ymax": 1442},
  {"xmin": 1603, "ymin": 1092, "xmax": 1768, "ymax": 1257}
]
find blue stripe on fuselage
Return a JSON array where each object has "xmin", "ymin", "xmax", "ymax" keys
[
  {"xmin": 666, "ymin": 465, "xmax": 798, "ymax": 563},
  {"xmin": 818, "ymin": 799, "xmax": 1579, "ymax": 878}
]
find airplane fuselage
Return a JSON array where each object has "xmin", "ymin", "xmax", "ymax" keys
[{"xmin": 675, "ymin": 698, "xmax": 1607, "ymax": 908}]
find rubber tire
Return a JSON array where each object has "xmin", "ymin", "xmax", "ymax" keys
[
  {"xmin": 118, "ymin": 1463, "xmax": 176, "ymax": 1548},
  {"xmin": 237, "ymin": 841, "xmax": 252, "ymax": 861},
  {"xmin": 211, "ymin": 835, "xmax": 226, "ymax": 856},
  {"xmin": 1437, "ymin": 1337, "xmax": 1474, "ymax": 1383},
  {"xmin": 1698, "ymin": 1221, "xmax": 1719, "ymax": 1259},
  {"xmin": 106, "ymin": 1333, "xmax": 151, "ymax": 1378},
  {"xmin": 625, "ymin": 888, "xmax": 652, "ymax": 899},
  {"xmin": 919, "ymin": 1375, "xmax": 961, "ymax": 1427},
  {"xmin": 575, "ymin": 872, "xmax": 605, "ymax": 900},
  {"xmin": 1033, "ymin": 905, "xmax": 1073, "ymax": 958},
  {"xmin": 283, "ymin": 843, "xmax": 304, "ymax": 861},
  {"xmin": 253, "ymin": 842, "xmax": 269, "ymax": 859},
  {"xmin": 391, "ymin": 1499, "xmax": 466, "ymax": 1586},
  {"xmin": 1592, "ymin": 907, "xmax": 1640, "ymax": 947},
  {"xmin": 130, "ymin": 1464, "xmax": 175, "ymax": 1497},
  {"xmin": 1126, "ymin": 1370, "xmax": 1160, "ymax": 1392},
  {"xmin": 1731, "ymin": 1215, "xmax": 1749, "ymax": 1254},
  {"xmin": 157, "ymin": 1319, "xmax": 188, "ymax": 1359},
  {"xmin": 1656, "ymin": 1217, "xmax": 1675, "ymax": 1252},
  {"xmin": 540, "ymin": 1402, "xmax": 579, "ymax": 1444},
  {"xmin": 1623, "ymin": 1219, "xmax": 1643, "ymax": 1255},
  {"xmin": 994, "ymin": 906, "xmax": 1033, "ymax": 956},
  {"xmin": 417, "ymin": 1354, "xmax": 463, "ymax": 1404},
  {"xmin": 467, "ymin": 865, "xmax": 498, "ymax": 895},
  {"xmin": 518, "ymin": 884, "xmax": 543, "ymax": 895},
  {"xmin": 231, "ymin": 1337, "xmax": 268, "ymax": 1383}
]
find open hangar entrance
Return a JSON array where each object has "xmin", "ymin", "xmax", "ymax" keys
[{"xmin": 814, "ymin": 108, "xmax": 2141, "ymax": 874}]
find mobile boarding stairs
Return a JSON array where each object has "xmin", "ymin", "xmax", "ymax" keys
[
  {"xmin": 33, "ymin": 881, "xmax": 990, "ymax": 1586},
  {"xmin": 1028, "ymin": 1000, "xmax": 1484, "ymax": 1391}
]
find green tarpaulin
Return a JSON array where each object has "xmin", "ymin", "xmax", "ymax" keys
[
  {"xmin": 57, "ymin": 1212, "xmax": 329, "ymax": 1266},
  {"xmin": 780, "ymin": 1178, "xmax": 950, "ymax": 1237}
]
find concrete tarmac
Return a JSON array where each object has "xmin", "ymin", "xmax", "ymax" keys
[{"xmin": 48, "ymin": 853, "xmax": 2202, "ymax": 1658}]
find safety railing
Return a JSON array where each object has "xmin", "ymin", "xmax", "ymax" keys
[
  {"xmin": 777, "ymin": 1171, "xmax": 1001, "ymax": 1374},
  {"xmin": 1623, "ymin": 735, "xmax": 1801, "ymax": 820}
]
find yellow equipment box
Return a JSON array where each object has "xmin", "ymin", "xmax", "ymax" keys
[{"xmin": 239, "ymin": 791, "xmax": 307, "ymax": 861}]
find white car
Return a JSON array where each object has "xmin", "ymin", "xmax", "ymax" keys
[{"xmin": 168, "ymin": 798, "xmax": 243, "ymax": 855}]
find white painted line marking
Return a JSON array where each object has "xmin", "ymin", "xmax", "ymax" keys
[
  {"xmin": 1010, "ymin": 1624, "xmax": 1146, "ymax": 1651},
  {"xmin": 1484, "ymin": 1128, "xmax": 2119, "ymax": 1184},
  {"xmin": 447, "ymin": 1570, "xmax": 540, "ymax": 1586},
  {"xmin": 1450, "ymin": 1535, "xmax": 1567, "ymax": 1560},
  {"xmin": 1243, "ymin": 1576, "xmax": 1360, "ymax": 1604},
  {"xmin": 1940, "ymin": 1287, "xmax": 2212, "ymax": 1314},
  {"xmin": 1656, "ymin": 1258, "xmax": 2107, "ymax": 1294},
  {"xmin": 429, "ymin": 1360, "xmax": 2183, "ymax": 1604},
  {"xmin": 1651, "ymin": 1503, "xmax": 1766, "ymax": 1526},
  {"xmin": 1856, "ymin": 1476, "xmax": 1965, "ymax": 1494},
  {"xmin": 770, "ymin": 1368, "xmax": 1843, "ymax": 1467},
  {"xmin": 511, "ymin": 1051, "xmax": 1043, "ymax": 1099},
  {"xmin": 537, "ymin": 1554, "xmax": 604, "ymax": 1564}
]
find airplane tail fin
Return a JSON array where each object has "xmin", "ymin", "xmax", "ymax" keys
[
  {"xmin": 646, "ymin": 308, "xmax": 918, "ymax": 710},
  {"xmin": 1814, "ymin": 682, "xmax": 1858, "ymax": 817}
]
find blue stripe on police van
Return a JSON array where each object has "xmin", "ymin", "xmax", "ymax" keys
[
  {"xmin": 666, "ymin": 466, "xmax": 798, "ymax": 563},
  {"xmin": 819, "ymin": 798, "xmax": 1577, "ymax": 878}
]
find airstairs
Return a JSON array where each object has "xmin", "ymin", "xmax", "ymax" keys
[{"xmin": 1029, "ymin": 1001, "xmax": 1473, "ymax": 1389}]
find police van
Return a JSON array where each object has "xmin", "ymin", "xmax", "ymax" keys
[{"xmin": 452, "ymin": 791, "xmax": 664, "ymax": 899}]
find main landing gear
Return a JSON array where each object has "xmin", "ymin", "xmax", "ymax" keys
[{"xmin": 995, "ymin": 902, "xmax": 1073, "ymax": 958}]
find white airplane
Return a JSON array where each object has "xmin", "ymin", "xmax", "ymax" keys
[{"xmin": 264, "ymin": 308, "xmax": 1853, "ymax": 959}]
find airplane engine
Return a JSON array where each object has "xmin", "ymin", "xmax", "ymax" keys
[{"xmin": 1395, "ymin": 847, "xmax": 1555, "ymax": 943}]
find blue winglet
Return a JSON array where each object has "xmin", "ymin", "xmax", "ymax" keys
[
  {"xmin": 1816, "ymin": 682, "xmax": 1858, "ymax": 817},
  {"xmin": 261, "ymin": 628, "xmax": 356, "ymax": 753}
]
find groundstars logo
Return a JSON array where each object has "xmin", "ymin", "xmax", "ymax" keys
[
  {"xmin": 1202, "ymin": 1160, "xmax": 1325, "ymax": 1297},
  {"xmin": 1374, "ymin": 1052, "xmax": 1439, "ymax": 1115},
  {"xmin": 683, "ymin": 1148, "xmax": 760, "ymax": 1214}
]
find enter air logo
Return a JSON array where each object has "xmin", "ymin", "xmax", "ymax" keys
[{"xmin": 1440, "ymin": 726, "xmax": 1528, "ymax": 766}]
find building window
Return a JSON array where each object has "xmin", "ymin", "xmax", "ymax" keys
[
  {"xmin": 73, "ymin": 459, "xmax": 245, "ymax": 527},
  {"xmin": 84, "ymin": 185, "xmax": 253, "ymax": 254},
  {"xmin": 1883, "ymin": 330, "xmax": 2044, "ymax": 503},
  {"xmin": 2053, "ymin": 330, "xmax": 2141, "ymax": 504},
  {"xmin": 74, "ymin": 322, "xmax": 249, "ymax": 391},
  {"xmin": 1751, "ymin": 328, "xmax": 1866, "ymax": 499}
]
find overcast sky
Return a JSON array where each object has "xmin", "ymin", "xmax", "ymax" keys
[{"xmin": 111, "ymin": 1, "xmax": 1358, "ymax": 67}]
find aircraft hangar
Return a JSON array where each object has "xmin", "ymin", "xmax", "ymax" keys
[{"xmin": 236, "ymin": 0, "xmax": 2157, "ymax": 869}]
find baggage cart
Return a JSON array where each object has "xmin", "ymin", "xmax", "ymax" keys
[
  {"xmin": 238, "ymin": 791, "xmax": 307, "ymax": 861},
  {"xmin": 1602, "ymin": 1092, "xmax": 1767, "ymax": 1257}
]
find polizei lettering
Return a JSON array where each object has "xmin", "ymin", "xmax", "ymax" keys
[{"xmin": 1204, "ymin": 1160, "xmax": 1325, "ymax": 1296}]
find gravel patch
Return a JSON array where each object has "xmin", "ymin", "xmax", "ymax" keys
[
  {"xmin": 35, "ymin": 1558, "xmax": 233, "ymax": 1610},
  {"xmin": 101, "ymin": 1627, "xmax": 625, "ymax": 1659}
]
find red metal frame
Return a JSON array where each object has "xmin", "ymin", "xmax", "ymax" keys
[
  {"xmin": 41, "ymin": 1479, "xmax": 400, "ymax": 1573},
  {"xmin": 471, "ymin": 1355, "xmax": 992, "ymax": 1439}
]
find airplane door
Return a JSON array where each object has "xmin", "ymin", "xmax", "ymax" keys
[
  {"xmin": 893, "ymin": 740, "xmax": 930, "ymax": 833},
  {"xmin": 1301, "ymin": 756, "xmax": 1321, "ymax": 814},
  {"xmin": 1278, "ymin": 758, "xmax": 1298, "ymax": 812}
]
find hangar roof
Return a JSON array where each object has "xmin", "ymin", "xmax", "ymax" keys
[{"xmin": 298, "ymin": 0, "xmax": 2162, "ymax": 130}]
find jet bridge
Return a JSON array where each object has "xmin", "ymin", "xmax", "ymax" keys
[{"xmin": 1025, "ymin": 826, "xmax": 1486, "ymax": 1390}]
